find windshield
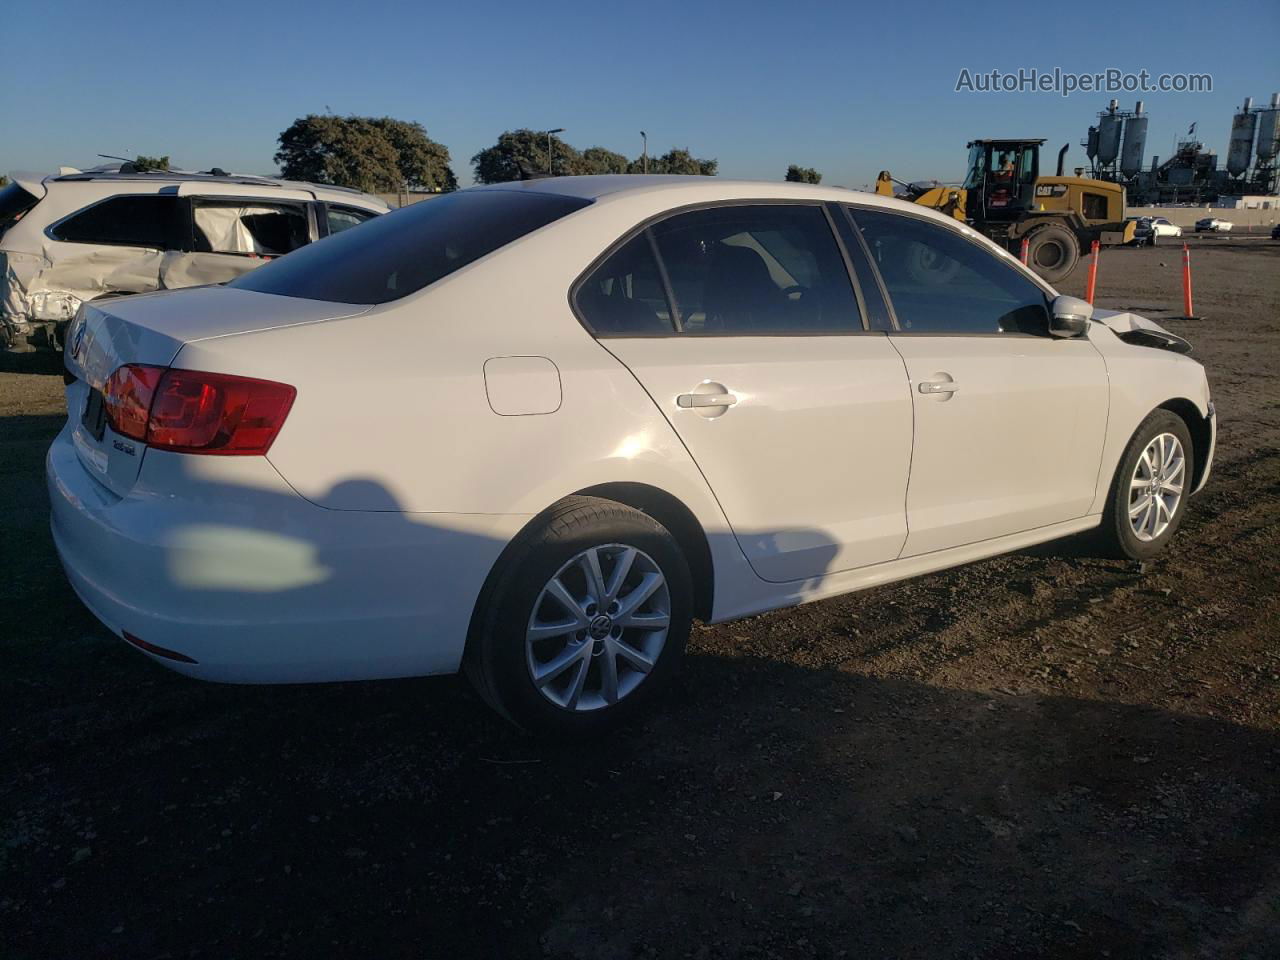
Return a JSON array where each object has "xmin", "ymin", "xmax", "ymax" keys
[
  {"xmin": 962, "ymin": 146, "xmax": 985, "ymax": 189},
  {"xmin": 230, "ymin": 189, "xmax": 591, "ymax": 304},
  {"xmin": 0, "ymin": 182, "xmax": 40, "ymax": 235}
]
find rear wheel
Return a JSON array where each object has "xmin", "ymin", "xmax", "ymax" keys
[
  {"xmin": 465, "ymin": 497, "xmax": 693, "ymax": 734},
  {"xmin": 1023, "ymin": 223, "xmax": 1080, "ymax": 283},
  {"xmin": 1100, "ymin": 411, "xmax": 1194, "ymax": 560}
]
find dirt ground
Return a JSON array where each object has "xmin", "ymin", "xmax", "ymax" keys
[{"xmin": 2, "ymin": 241, "xmax": 1278, "ymax": 960}]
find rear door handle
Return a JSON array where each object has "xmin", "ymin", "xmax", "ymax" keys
[
  {"xmin": 677, "ymin": 392, "xmax": 738, "ymax": 408},
  {"xmin": 918, "ymin": 380, "xmax": 959, "ymax": 395}
]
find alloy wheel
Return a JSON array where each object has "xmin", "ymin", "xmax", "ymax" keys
[
  {"xmin": 525, "ymin": 544, "xmax": 671, "ymax": 711},
  {"xmin": 1128, "ymin": 432, "xmax": 1185, "ymax": 542}
]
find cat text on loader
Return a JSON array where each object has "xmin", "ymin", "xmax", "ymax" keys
[{"xmin": 875, "ymin": 139, "xmax": 1135, "ymax": 282}]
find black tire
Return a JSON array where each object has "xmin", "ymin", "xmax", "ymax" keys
[
  {"xmin": 464, "ymin": 496, "xmax": 693, "ymax": 734},
  {"xmin": 1099, "ymin": 410, "xmax": 1194, "ymax": 561},
  {"xmin": 1023, "ymin": 223, "xmax": 1081, "ymax": 283}
]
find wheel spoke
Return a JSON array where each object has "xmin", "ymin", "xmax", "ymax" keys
[
  {"xmin": 528, "ymin": 618, "xmax": 581, "ymax": 643},
  {"xmin": 1144, "ymin": 499, "xmax": 1160, "ymax": 537},
  {"xmin": 604, "ymin": 547, "xmax": 636, "ymax": 603},
  {"xmin": 533, "ymin": 641, "xmax": 590, "ymax": 687},
  {"xmin": 617, "ymin": 572, "xmax": 664, "ymax": 617},
  {"xmin": 563, "ymin": 656, "xmax": 591, "ymax": 709},
  {"xmin": 544, "ymin": 577, "xmax": 587, "ymax": 623},
  {"xmin": 612, "ymin": 637, "xmax": 655, "ymax": 674},
  {"xmin": 1129, "ymin": 494, "xmax": 1152, "ymax": 519},
  {"xmin": 580, "ymin": 549, "xmax": 608, "ymax": 605},
  {"xmin": 619, "ymin": 611, "xmax": 670, "ymax": 631},
  {"xmin": 600, "ymin": 649, "xmax": 620, "ymax": 704}
]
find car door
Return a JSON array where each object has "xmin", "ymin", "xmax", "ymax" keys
[
  {"xmin": 575, "ymin": 202, "xmax": 913, "ymax": 583},
  {"xmin": 162, "ymin": 193, "xmax": 315, "ymax": 288},
  {"xmin": 848, "ymin": 206, "xmax": 1108, "ymax": 557}
]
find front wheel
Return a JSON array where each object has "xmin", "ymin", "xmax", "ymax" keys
[
  {"xmin": 1099, "ymin": 411, "xmax": 1194, "ymax": 560},
  {"xmin": 1022, "ymin": 223, "xmax": 1081, "ymax": 283},
  {"xmin": 465, "ymin": 497, "xmax": 693, "ymax": 734}
]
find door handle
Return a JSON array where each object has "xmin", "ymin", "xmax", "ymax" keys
[
  {"xmin": 918, "ymin": 380, "xmax": 959, "ymax": 395},
  {"xmin": 677, "ymin": 392, "xmax": 738, "ymax": 408}
]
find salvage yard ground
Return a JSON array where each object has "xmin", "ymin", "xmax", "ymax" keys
[{"xmin": 2, "ymin": 241, "xmax": 1278, "ymax": 959}]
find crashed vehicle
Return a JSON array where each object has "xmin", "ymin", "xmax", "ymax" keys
[{"xmin": 0, "ymin": 165, "xmax": 388, "ymax": 351}]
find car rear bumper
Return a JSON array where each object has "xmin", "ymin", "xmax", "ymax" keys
[{"xmin": 47, "ymin": 422, "xmax": 526, "ymax": 683}]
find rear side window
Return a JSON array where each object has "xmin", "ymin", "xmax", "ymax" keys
[
  {"xmin": 851, "ymin": 209, "xmax": 1048, "ymax": 335},
  {"xmin": 0, "ymin": 182, "xmax": 40, "ymax": 234},
  {"xmin": 52, "ymin": 195, "xmax": 177, "ymax": 248},
  {"xmin": 576, "ymin": 233, "xmax": 675, "ymax": 334},
  {"xmin": 231, "ymin": 190, "xmax": 590, "ymax": 304},
  {"xmin": 191, "ymin": 199, "xmax": 310, "ymax": 257},
  {"xmin": 325, "ymin": 205, "xmax": 378, "ymax": 236}
]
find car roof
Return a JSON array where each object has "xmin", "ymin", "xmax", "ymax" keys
[
  {"xmin": 468, "ymin": 174, "xmax": 961, "ymax": 223},
  {"xmin": 10, "ymin": 167, "xmax": 389, "ymax": 210}
]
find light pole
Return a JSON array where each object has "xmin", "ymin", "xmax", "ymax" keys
[
  {"xmin": 640, "ymin": 131, "xmax": 648, "ymax": 174},
  {"xmin": 547, "ymin": 128, "xmax": 564, "ymax": 174}
]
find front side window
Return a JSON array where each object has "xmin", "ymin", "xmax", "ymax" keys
[
  {"xmin": 650, "ymin": 204, "xmax": 860, "ymax": 334},
  {"xmin": 51, "ymin": 195, "xmax": 176, "ymax": 248},
  {"xmin": 191, "ymin": 199, "xmax": 310, "ymax": 257},
  {"xmin": 851, "ymin": 208, "xmax": 1049, "ymax": 335},
  {"xmin": 232, "ymin": 190, "xmax": 590, "ymax": 305}
]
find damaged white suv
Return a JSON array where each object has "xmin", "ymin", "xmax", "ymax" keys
[{"xmin": 1, "ymin": 165, "xmax": 388, "ymax": 351}]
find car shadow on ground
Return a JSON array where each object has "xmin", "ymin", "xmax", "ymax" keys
[
  {"xmin": 0, "ymin": 351, "xmax": 64, "ymax": 376},
  {"xmin": 4, "ymin": 625, "xmax": 1277, "ymax": 959}
]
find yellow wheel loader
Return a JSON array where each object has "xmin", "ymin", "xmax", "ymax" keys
[{"xmin": 876, "ymin": 139, "xmax": 1135, "ymax": 282}]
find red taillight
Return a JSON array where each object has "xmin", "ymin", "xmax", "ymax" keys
[
  {"xmin": 102, "ymin": 365, "xmax": 295, "ymax": 456},
  {"xmin": 103, "ymin": 364, "xmax": 164, "ymax": 441}
]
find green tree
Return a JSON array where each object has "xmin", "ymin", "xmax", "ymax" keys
[
  {"xmin": 581, "ymin": 146, "xmax": 629, "ymax": 175},
  {"xmin": 275, "ymin": 115, "xmax": 455, "ymax": 192},
  {"xmin": 133, "ymin": 155, "xmax": 171, "ymax": 173},
  {"xmin": 367, "ymin": 117, "xmax": 457, "ymax": 191},
  {"xmin": 785, "ymin": 165, "xmax": 822, "ymax": 184},
  {"xmin": 629, "ymin": 148, "xmax": 718, "ymax": 176},
  {"xmin": 471, "ymin": 130, "xmax": 585, "ymax": 183},
  {"xmin": 473, "ymin": 133, "xmax": 717, "ymax": 181},
  {"xmin": 0, "ymin": 175, "xmax": 8, "ymax": 187}
]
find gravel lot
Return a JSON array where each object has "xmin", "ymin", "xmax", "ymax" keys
[{"xmin": 2, "ymin": 241, "xmax": 1278, "ymax": 959}]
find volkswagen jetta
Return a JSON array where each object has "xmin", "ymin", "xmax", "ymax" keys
[{"xmin": 49, "ymin": 177, "xmax": 1215, "ymax": 732}]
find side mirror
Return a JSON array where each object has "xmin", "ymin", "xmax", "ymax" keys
[{"xmin": 1049, "ymin": 295, "xmax": 1092, "ymax": 338}]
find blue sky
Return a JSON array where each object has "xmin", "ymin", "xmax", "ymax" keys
[{"xmin": 3, "ymin": 0, "xmax": 1276, "ymax": 189}]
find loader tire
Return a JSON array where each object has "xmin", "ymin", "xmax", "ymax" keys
[{"xmin": 1023, "ymin": 223, "xmax": 1080, "ymax": 283}]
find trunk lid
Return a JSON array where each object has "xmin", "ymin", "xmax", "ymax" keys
[{"xmin": 63, "ymin": 285, "xmax": 368, "ymax": 496}]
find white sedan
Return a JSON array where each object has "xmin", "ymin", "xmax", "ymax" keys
[
  {"xmin": 49, "ymin": 177, "xmax": 1216, "ymax": 732},
  {"xmin": 1195, "ymin": 217, "xmax": 1233, "ymax": 232}
]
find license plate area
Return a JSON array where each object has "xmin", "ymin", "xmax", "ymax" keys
[{"xmin": 82, "ymin": 387, "xmax": 106, "ymax": 442}]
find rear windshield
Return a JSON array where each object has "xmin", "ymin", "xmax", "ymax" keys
[
  {"xmin": 0, "ymin": 182, "xmax": 40, "ymax": 235},
  {"xmin": 230, "ymin": 189, "xmax": 591, "ymax": 304}
]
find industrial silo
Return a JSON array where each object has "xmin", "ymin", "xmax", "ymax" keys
[
  {"xmin": 1097, "ymin": 100, "xmax": 1123, "ymax": 166},
  {"xmin": 1120, "ymin": 101, "xmax": 1148, "ymax": 178},
  {"xmin": 1255, "ymin": 92, "xmax": 1280, "ymax": 164},
  {"xmin": 1227, "ymin": 97, "xmax": 1257, "ymax": 177}
]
